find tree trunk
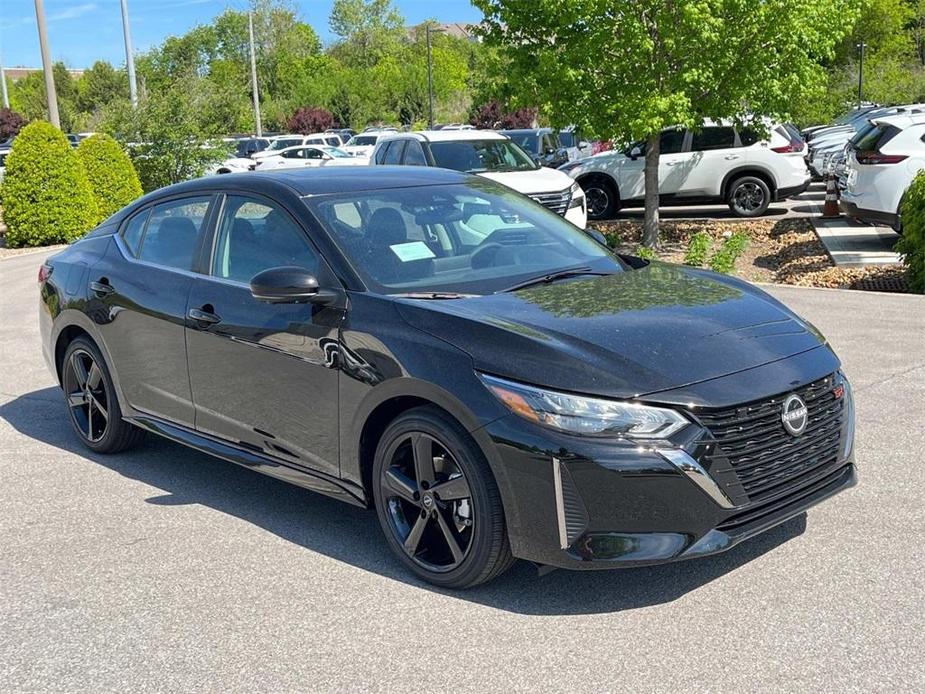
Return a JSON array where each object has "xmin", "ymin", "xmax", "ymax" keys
[{"xmin": 642, "ymin": 132, "xmax": 660, "ymax": 248}]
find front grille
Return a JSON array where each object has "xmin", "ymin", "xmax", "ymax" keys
[
  {"xmin": 695, "ymin": 374, "xmax": 845, "ymax": 505},
  {"xmin": 528, "ymin": 189, "xmax": 571, "ymax": 216}
]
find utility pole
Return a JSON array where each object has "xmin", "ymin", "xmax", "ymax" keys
[
  {"xmin": 34, "ymin": 0, "xmax": 60, "ymax": 128},
  {"xmin": 426, "ymin": 24, "xmax": 434, "ymax": 128},
  {"xmin": 0, "ymin": 55, "xmax": 9, "ymax": 109},
  {"xmin": 120, "ymin": 0, "xmax": 138, "ymax": 108},
  {"xmin": 857, "ymin": 42, "xmax": 866, "ymax": 109},
  {"xmin": 248, "ymin": 12, "xmax": 262, "ymax": 137}
]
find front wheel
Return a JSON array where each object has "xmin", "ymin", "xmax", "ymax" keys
[
  {"xmin": 580, "ymin": 176, "xmax": 619, "ymax": 220},
  {"xmin": 372, "ymin": 406, "xmax": 514, "ymax": 589},
  {"xmin": 727, "ymin": 176, "xmax": 771, "ymax": 217}
]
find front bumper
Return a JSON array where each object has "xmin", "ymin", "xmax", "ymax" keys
[{"xmin": 480, "ymin": 359, "xmax": 856, "ymax": 571}]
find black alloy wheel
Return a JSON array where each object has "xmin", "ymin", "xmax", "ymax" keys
[
  {"xmin": 728, "ymin": 176, "xmax": 771, "ymax": 217},
  {"xmin": 64, "ymin": 348, "xmax": 109, "ymax": 443},
  {"xmin": 61, "ymin": 337, "xmax": 145, "ymax": 453},
  {"xmin": 372, "ymin": 406, "xmax": 513, "ymax": 588},
  {"xmin": 580, "ymin": 176, "xmax": 619, "ymax": 220}
]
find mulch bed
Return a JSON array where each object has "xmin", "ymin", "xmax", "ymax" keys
[{"xmin": 591, "ymin": 218, "xmax": 909, "ymax": 292}]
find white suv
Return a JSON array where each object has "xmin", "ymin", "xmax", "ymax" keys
[
  {"xmin": 840, "ymin": 112, "xmax": 925, "ymax": 232},
  {"xmin": 559, "ymin": 122, "xmax": 810, "ymax": 219},
  {"xmin": 369, "ymin": 130, "xmax": 587, "ymax": 228}
]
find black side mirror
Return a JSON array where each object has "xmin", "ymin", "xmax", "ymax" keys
[
  {"xmin": 629, "ymin": 145, "xmax": 643, "ymax": 160},
  {"xmin": 250, "ymin": 266, "xmax": 339, "ymax": 305},
  {"xmin": 585, "ymin": 228, "xmax": 608, "ymax": 246}
]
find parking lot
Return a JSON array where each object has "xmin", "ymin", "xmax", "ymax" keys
[{"xmin": 1, "ymin": 249, "xmax": 923, "ymax": 692}]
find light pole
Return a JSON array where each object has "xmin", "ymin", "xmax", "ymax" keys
[
  {"xmin": 857, "ymin": 42, "xmax": 866, "ymax": 109},
  {"xmin": 426, "ymin": 24, "xmax": 445, "ymax": 129},
  {"xmin": 248, "ymin": 12, "xmax": 263, "ymax": 137},
  {"xmin": 34, "ymin": 0, "xmax": 60, "ymax": 128},
  {"xmin": 120, "ymin": 0, "xmax": 138, "ymax": 108},
  {"xmin": 0, "ymin": 54, "xmax": 9, "ymax": 109}
]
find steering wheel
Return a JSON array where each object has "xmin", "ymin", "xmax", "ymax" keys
[{"xmin": 470, "ymin": 243, "xmax": 504, "ymax": 270}]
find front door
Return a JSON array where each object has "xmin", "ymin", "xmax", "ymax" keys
[{"xmin": 185, "ymin": 194, "xmax": 342, "ymax": 476}]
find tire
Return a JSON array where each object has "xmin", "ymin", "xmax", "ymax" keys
[
  {"xmin": 579, "ymin": 175, "xmax": 619, "ymax": 220},
  {"xmin": 372, "ymin": 406, "xmax": 514, "ymax": 589},
  {"xmin": 61, "ymin": 337, "xmax": 145, "ymax": 454},
  {"xmin": 727, "ymin": 176, "xmax": 771, "ymax": 217}
]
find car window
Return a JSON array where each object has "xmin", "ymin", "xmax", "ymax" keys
[
  {"xmin": 404, "ymin": 140, "xmax": 427, "ymax": 166},
  {"xmin": 660, "ymin": 129, "xmax": 685, "ymax": 154},
  {"xmin": 281, "ymin": 149, "xmax": 303, "ymax": 159},
  {"xmin": 121, "ymin": 208, "xmax": 150, "ymax": 257},
  {"xmin": 854, "ymin": 124, "xmax": 902, "ymax": 152},
  {"xmin": 212, "ymin": 196, "xmax": 318, "ymax": 284},
  {"xmin": 691, "ymin": 127, "xmax": 736, "ymax": 151},
  {"xmin": 383, "ymin": 140, "xmax": 405, "ymax": 164},
  {"xmin": 739, "ymin": 128, "xmax": 761, "ymax": 146},
  {"xmin": 430, "ymin": 140, "xmax": 537, "ymax": 173},
  {"xmin": 305, "ymin": 148, "xmax": 325, "ymax": 160},
  {"xmin": 137, "ymin": 197, "xmax": 211, "ymax": 271},
  {"xmin": 375, "ymin": 142, "xmax": 392, "ymax": 165}
]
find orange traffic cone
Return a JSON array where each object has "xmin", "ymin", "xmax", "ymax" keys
[{"xmin": 821, "ymin": 173, "xmax": 840, "ymax": 218}]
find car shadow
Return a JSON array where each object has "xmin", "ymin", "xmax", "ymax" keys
[
  {"xmin": 1, "ymin": 387, "xmax": 808, "ymax": 616},
  {"xmin": 610, "ymin": 206, "xmax": 791, "ymax": 221}
]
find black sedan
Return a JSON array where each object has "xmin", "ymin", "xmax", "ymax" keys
[{"xmin": 39, "ymin": 167, "xmax": 857, "ymax": 588}]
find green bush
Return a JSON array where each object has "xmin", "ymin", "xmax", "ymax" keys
[
  {"xmin": 2, "ymin": 121, "xmax": 98, "ymax": 247},
  {"xmin": 76, "ymin": 133, "xmax": 143, "ymax": 223},
  {"xmin": 684, "ymin": 231, "xmax": 712, "ymax": 266},
  {"xmin": 897, "ymin": 172, "xmax": 925, "ymax": 294},
  {"xmin": 635, "ymin": 246, "xmax": 657, "ymax": 260},
  {"xmin": 709, "ymin": 232, "xmax": 749, "ymax": 274}
]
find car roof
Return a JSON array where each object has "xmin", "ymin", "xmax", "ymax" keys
[
  {"xmin": 379, "ymin": 130, "xmax": 507, "ymax": 143},
  {"xmin": 872, "ymin": 111, "xmax": 925, "ymax": 128},
  {"xmin": 499, "ymin": 128, "xmax": 552, "ymax": 135}
]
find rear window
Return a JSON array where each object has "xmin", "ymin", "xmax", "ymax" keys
[
  {"xmin": 691, "ymin": 127, "xmax": 736, "ymax": 151},
  {"xmin": 854, "ymin": 124, "xmax": 902, "ymax": 152}
]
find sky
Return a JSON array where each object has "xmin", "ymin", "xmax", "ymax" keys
[{"xmin": 0, "ymin": 0, "xmax": 483, "ymax": 69}]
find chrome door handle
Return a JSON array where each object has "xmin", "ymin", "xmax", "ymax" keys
[{"xmin": 188, "ymin": 307, "xmax": 221, "ymax": 325}]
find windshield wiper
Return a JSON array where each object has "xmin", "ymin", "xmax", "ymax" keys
[
  {"xmin": 391, "ymin": 292, "xmax": 478, "ymax": 300},
  {"xmin": 498, "ymin": 267, "xmax": 613, "ymax": 293}
]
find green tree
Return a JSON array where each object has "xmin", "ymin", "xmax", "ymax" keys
[
  {"xmin": 2, "ymin": 121, "xmax": 97, "ymax": 247},
  {"xmin": 76, "ymin": 134, "xmax": 143, "ymax": 222},
  {"xmin": 475, "ymin": 0, "xmax": 860, "ymax": 247},
  {"xmin": 9, "ymin": 62, "xmax": 79, "ymax": 131},
  {"xmin": 76, "ymin": 61, "xmax": 128, "ymax": 114},
  {"xmin": 329, "ymin": 0, "xmax": 404, "ymax": 68}
]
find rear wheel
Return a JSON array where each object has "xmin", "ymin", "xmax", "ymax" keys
[
  {"xmin": 727, "ymin": 176, "xmax": 771, "ymax": 217},
  {"xmin": 62, "ymin": 337, "xmax": 145, "ymax": 453},
  {"xmin": 580, "ymin": 175, "xmax": 619, "ymax": 220},
  {"xmin": 372, "ymin": 406, "xmax": 514, "ymax": 588}
]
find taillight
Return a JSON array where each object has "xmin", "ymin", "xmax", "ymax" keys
[
  {"xmin": 771, "ymin": 142, "xmax": 805, "ymax": 154},
  {"xmin": 856, "ymin": 151, "xmax": 908, "ymax": 165},
  {"xmin": 38, "ymin": 264, "xmax": 53, "ymax": 283}
]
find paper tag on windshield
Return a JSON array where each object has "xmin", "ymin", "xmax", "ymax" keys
[{"xmin": 390, "ymin": 241, "xmax": 436, "ymax": 262}]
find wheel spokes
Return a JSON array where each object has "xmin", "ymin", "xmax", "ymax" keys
[
  {"xmin": 71, "ymin": 353, "xmax": 89, "ymax": 388},
  {"xmin": 86, "ymin": 362, "xmax": 103, "ymax": 390},
  {"xmin": 434, "ymin": 508, "xmax": 464, "ymax": 563},
  {"xmin": 403, "ymin": 514, "xmax": 428, "ymax": 554},
  {"xmin": 88, "ymin": 393, "xmax": 108, "ymax": 423},
  {"xmin": 411, "ymin": 434, "xmax": 436, "ymax": 486},
  {"xmin": 430, "ymin": 474, "xmax": 470, "ymax": 501},
  {"xmin": 384, "ymin": 468, "xmax": 417, "ymax": 503},
  {"xmin": 67, "ymin": 391, "xmax": 87, "ymax": 409}
]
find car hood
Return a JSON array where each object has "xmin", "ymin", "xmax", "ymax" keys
[
  {"xmin": 396, "ymin": 264, "xmax": 827, "ymax": 398},
  {"xmin": 477, "ymin": 166, "xmax": 575, "ymax": 195}
]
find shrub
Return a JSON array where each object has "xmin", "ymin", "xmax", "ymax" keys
[
  {"xmin": 708, "ymin": 232, "xmax": 749, "ymax": 274},
  {"xmin": 76, "ymin": 133, "xmax": 143, "ymax": 222},
  {"xmin": 684, "ymin": 231, "xmax": 712, "ymax": 266},
  {"xmin": 287, "ymin": 106, "xmax": 336, "ymax": 134},
  {"xmin": 635, "ymin": 245, "xmax": 657, "ymax": 260},
  {"xmin": 897, "ymin": 172, "xmax": 925, "ymax": 293},
  {"xmin": 0, "ymin": 107, "xmax": 27, "ymax": 141},
  {"xmin": 2, "ymin": 121, "xmax": 97, "ymax": 247}
]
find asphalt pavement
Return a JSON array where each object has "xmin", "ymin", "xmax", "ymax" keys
[{"xmin": 1, "ymin": 250, "xmax": 923, "ymax": 692}]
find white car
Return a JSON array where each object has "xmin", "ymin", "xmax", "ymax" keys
[
  {"xmin": 559, "ymin": 121, "xmax": 809, "ymax": 219},
  {"xmin": 342, "ymin": 131, "xmax": 397, "ymax": 159},
  {"xmin": 255, "ymin": 145, "xmax": 370, "ymax": 171},
  {"xmin": 840, "ymin": 111, "xmax": 925, "ymax": 232},
  {"xmin": 369, "ymin": 130, "xmax": 587, "ymax": 228},
  {"xmin": 251, "ymin": 133, "xmax": 344, "ymax": 161}
]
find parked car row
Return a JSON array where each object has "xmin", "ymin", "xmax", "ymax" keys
[{"xmin": 557, "ymin": 120, "xmax": 810, "ymax": 219}]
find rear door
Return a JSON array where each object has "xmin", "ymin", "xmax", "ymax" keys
[
  {"xmin": 616, "ymin": 129, "xmax": 688, "ymax": 199},
  {"xmin": 90, "ymin": 195, "xmax": 216, "ymax": 425},
  {"xmin": 185, "ymin": 193, "xmax": 342, "ymax": 476},
  {"xmin": 681, "ymin": 126, "xmax": 739, "ymax": 196}
]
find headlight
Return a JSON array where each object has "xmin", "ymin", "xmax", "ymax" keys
[
  {"xmin": 479, "ymin": 373, "xmax": 690, "ymax": 438},
  {"xmin": 568, "ymin": 181, "xmax": 584, "ymax": 208}
]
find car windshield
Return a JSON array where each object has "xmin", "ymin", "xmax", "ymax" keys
[
  {"xmin": 347, "ymin": 135, "xmax": 378, "ymax": 147},
  {"xmin": 429, "ymin": 140, "xmax": 537, "ymax": 173},
  {"xmin": 270, "ymin": 138, "xmax": 302, "ymax": 151},
  {"xmin": 503, "ymin": 133, "xmax": 540, "ymax": 154},
  {"xmin": 304, "ymin": 180, "xmax": 623, "ymax": 295}
]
